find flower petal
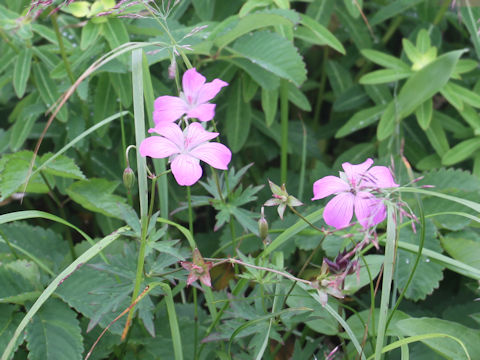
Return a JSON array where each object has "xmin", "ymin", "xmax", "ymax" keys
[
  {"xmin": 153, "ymin": 96, "xmax": 188, "ymax": 124},
  {"xmin": 323, "ymin": 193, "xmax": 354, "ymax": 229},
  {"xmin": 197, "ymin": 79, "xmax": 229, "ymax": 104},
  {"xmin": 182, "ymin": 68, "xmax": 206, "ymax": 104},
  {"xmin": 184, "ymin": 122, "xmax": 219, "ymax": 149},
  {"xmin": 199, "ymin": 273, "xmax": 212, "ymax": 287},
  {"xmin": 363, "ymin": 166, "xmax": 399, "ymax": 189},
  {"xmin": 354, "ymin": 191, "xmax": 386, "ymax": 228},
  {"xmin": 139, "ymin": 136, "xmax": 179, "ymax": 159},
  {"xmin": 312, "ymin": 176, "xmax": 350, "ymax": 200},
  {"xmin": 189, "ymin": 142, "xmax": 232, "ymax": 170},
  {"xmin": 170, "ymin": 154, "xmax": 203, "ymax": 186},
  {"xmin": 150, "ymin": 122, "xmax": 185, "ymax": 149},
  {"xmin": 187, "ymin": 103, "xmax": 216, "ymax": 122},
  {"xmin": 342, "ymin": 158, "xmax": 374, "ymax": 187}
]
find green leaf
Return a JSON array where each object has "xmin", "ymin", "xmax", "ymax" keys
[
  {"xmin": 213, "ymin": 11, "xmax": 297, "ymax": 49},
  {"xmin": 39, "ymin": 153, "xmax": 85, "ymax": 180},
  {"xmin": 297, "ymin": 13, "xmax": 345, "ymax": 54},
  {"xmin": 335, "ymin": 104, "xmax": 386, "ymax": 138},
  {"xmin": 326, "ymin": 60, "xmax": 353, "ymax": 96},
  {"xmin": 66, "ymin": 178, "xmax": 131, "ymax": 219},
  {"xmin": 225, "ymin": 79, "xmax": 252, "ymax": 153},
  {"xmin": 396, "ymin": 220, "xmax": 444, "ymax": 301},
  {"xmin": 394, "ymin": 318, "xmax": 480, "ymax": 360},
  {"xmin": 377, "ymin": 101, "xmax": 396, "ymax": 141},
  {"xmin": 442, "ymin": 137, "xmax": 480, "ymax": 166},
  {"xmin": 287, "ymin": 82, "xmax": 311, "ymax": 111},
  {"xmin": 458, "ymin": 104, "xmax": 480, "ymax": 130},
  {"xmin": 333, "ymin": 85, "xmax": 369, "ymax": 112},
  {"xmin": 80, "ymin": 20, "xmax": 101, "ymax": 50},
  {"xmin": 425, "ymin": 114, "xmax": 449, "ymax": 157},
  {"xmin": 13, "ymin": 48, "xmax": 32, "ymax": 98},
  {"xmin": 65, "ymin": 1, "xmax": 91, "ymax": 17},
  {"xmin": 10, "ymin": 103, "xmax": 44, "ymax": 151},
  {"xmin": 102, "ymin": 18, "xmax": 129, "ymax": 62},
  {"xmin": 335, "ymin": 7, "xmax": 372, "ymax": 49},
  {"xmin": 0, "ymin": 260, "xmax": 40, "ymax": 304},
  {"xmin": 415, "ymin": 98, "xmax": 433, "ymax": 130},
  {"xmin": 453, "ymin": 59, "xmax": 478, "ymax": 78},
  {"xmin": 370, "ymin": 0, "xmax": 424, "ymax": 26},
  {"xmin": 32, "ymin": 63, "xmax": 68, "ymax": 122},
  {"xmin": 261, "ymin": 87, "xmax": 278, "ymax": 127},
  {"xmin": 419, "ymin": 168, "xmax": 480, "ymax": 193},
  {"xmin": 343, "ymin": 0, "xmax": 361, "ymax": 18},
  {"xmin": 242, "ymin": 73, "xmax": 258, "ymax": 102},
  {"xmin": 230, "ymin": 31, "xmax": 307, "ymax": 86},
  {"xmin": 440, "ymin": 82, "xmax": 464, "ymax": 111},
  {"xmin": 344, "ymin": 255, "xmax": 384, "ymax": 294},
  {"xmin": 361, "ymin": 49, "xmax": 410, "ymax": 71},
  {"xmin": 441, "ymin": 236, "xmax": 480, "ymax": 270},
  {"xmin": 359, "ymin": 68, "xmax": 411, "ymax": 85},
  {"xmin": 395, "ymin": 50, "xmax": 464, "ymax": 119},
  {"xmin": 460, "ymin": 6, "xmax": 480, "ymax": 60},
  {"xmin": 94, "ymin": 74, "xmax": 117, "ymax": 136},
  {"xmin": 0, "ymin": 305, "xmax": 23, "ymax": 358},
  {"xmin": 364, "ymin": 84, "xmax": 392, "ymax": 105},
  {"xmin": 228, "ymin": 58, "xmax": 280, "ymax": 90},
  {"xmin": 26, "ymin": 299, "xmax": 83, "ymax": 360},
  {"xmin": 448, "ymin": 82, "xmax": 480, "ymax": 109}
]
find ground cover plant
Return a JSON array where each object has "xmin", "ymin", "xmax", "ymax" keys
[{"xmin": 1, "ymin": 0, "xmax": 480, "ymax": 359}]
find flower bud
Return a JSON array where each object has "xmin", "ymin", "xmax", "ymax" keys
[
  {"xmin": 123, "ymin": 167, "xmax": 135, "ymax": 190},
  {"xmin": 258, "ymin": 207, "xmax": 269, "ymax": 242}
]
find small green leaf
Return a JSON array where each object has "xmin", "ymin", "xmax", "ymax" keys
[
  {"xmin": 0, "ymin": 305, "xmax": 23, "ymax": 357},
  {"xmin": 370, "ymin": 0, "xmax": 424, "ymax": 26},
  {"xmin": 326, "ymin": 60, "xmax": 353, "ymax": 96},
  {"xmin": 287, "ymin": 82, "xmax": 310, "ymax": 111},
  {"xmin": 261, "ymin": 87, "xmax": 278, "ymax": 127},
  {"xmin": 242, "ymin": 74, "xmax": 258, "ymax": 103},
  {"xmin": 13, "ymin": 48, "xmax": 32, "ymax": 98},
  {"xmin": 442, "ymin": 137, "xmax": 480, "ymax": 166},
  {"xmin": 458, "ymin": 104, "xmax": 480, "ymax": 131},
  {"xmin": 453, "ymin": 59, "xmax": 478, "ymax": 77},
  {"xmin": 297, "ymin": 13, "xmax": 345, "ymax": 54},
  {"xmin": 415, "ymin": 98, "xmax": 433, "ymax": 130},
  {"xmin": 228, "ymin": 58, "xmax": 280, "ymax": 90},
  {"xmin": 359, "ymin": 68, "xmax": 411, "ymax": 85},
  {"xmin": 225, "ymin": 79, "xmax": 252, "ymax": 153},
  {"xmin": 336, "ymin": 104, "xmax": 387, "ymax": 138},
  {"xmin": 377, "ymin": 101, "xmax": 396, "ymax": 141},
  {"xmin": 441, "ymin": 82, "xmax": 464, "ymax": 110},
  {"xmin": 80, "ymin": 20, "xmax": 101, "ymax": 50},
  {"xmin": 402, "ymin": 38, "xmax": 422, "ymax": 65},
  {"xmin": 442, "ymin": 236, "xmax": 480, "ymax": 270},
  {"xmin": 103, "ymin": 18, "xmax": 129, "ymax": 61},
  {"xmin": 343, "ymin": 0, "xmax": 361, "ymax": 18},
  {"xmin": 94, "ymin": 74, "xmax": 117, "ymax": 137},
  {"xmin": 65, "ymin": 1, "xmax": 91, "ymax": 17},
  {"xmin": 109, "ymin": 72, "xmax": 132, "ymax": 108},
  {"xmin": 10, "ymin": 103, "xmax": 44, "ymax": 151},
  {"xmin": 416, "ymin": 29, "xmax": 431, "ymax": 53},
  {"xmin": 361, "ymin": 49, "xmax": 410, "ymax": 71},
  {"xmin": 39, "ymin": 153, "xmax": 85, "ymax": 180},
  {"xmin": 460, "ymin": 6, "xmax": 480, "ymax": 60},
  {"xmin": 448, "ymin": 82, "xmax": 480, "ymax": 109},
  {"xmin": 425, "ymin": 114, "xmax": 449, "ymax": 157}
]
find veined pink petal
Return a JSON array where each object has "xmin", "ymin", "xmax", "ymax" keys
[
  {"xmin": 187, "ymin": 103, "xmax": 216, "ymax": 122},
  {"xmin": 186, "ymin": 272, "xmax": 199, "ymax": 286},
  {"xmin": 354, "ymin": 192, "xmax": 386, "ymax": 228},
  {"xmin": 153, "ymin": 96, "xmax": 188, "ymax": 124},
  {"xmin": 139, "ymin": 136, "xmax": 179, "ymax": 159},
  {"xmin": 199, "ymin": 273, "xmax": 212, "ymax": 287},
  {"xmin": 150, "ymin": 122, "xmax": 185, "ymax": 149},
  {"xmin": 312, "ymin": 176, "xmax": 350, "ymax": 200},
  {"xmin": 342, "ymin": 158, "xmax": 374, "ymax": 187},
  {"xmin": 170, "ymin": 154, "xmax": 203, "ymax": 186},
  {"xmin": 184, "ymin": 122, "xmax": 218, "ymax": 149},
  {"xmin": 323, "ymin": 193, "xmax": 354, "ymax": 229},
  {"xmin": 197, "ymin": 79, "xmax": 229, "ymax": 104},
  {"xmin": 189, "ymin": 142, "xmax": 231, "ymax": 170},
  {"xmin": 363, "ymin": 166, "xmax": 399, "ymax": 189},
  {"xmin": 183, "ymin": 68, "xmax": 206, "ymax": 104}
]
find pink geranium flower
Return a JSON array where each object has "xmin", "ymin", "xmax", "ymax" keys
[
  {"xmin": 139, "ymin": 122, "xmax": 231, "ymax": 186},
  {"xmin": 181, "ymin": 248, "xmax": 213, "ymax": 287},
  {"xmin": 312, "ymin": 158, "xmax": 399, "ymax": 229},
  {"xmin": 153, "ymin": 68, "xmax": 228, "ymax": 125}
]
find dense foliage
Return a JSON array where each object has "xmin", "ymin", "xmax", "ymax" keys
[{"xmin": 1, "ymin": 0, "xmax": 480, "ymax": 359}]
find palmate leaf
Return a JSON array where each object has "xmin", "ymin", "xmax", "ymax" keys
[
  {"xmin": 26, "ymin": 299, "xmax": 83, "ymax": 360},
  {"xmin": 396, "ymin": 220, "xmax": 444, "ymax": 301},
  {"xmin": 229, "ymin": 31, "xmax": 307, "ymax": 86}
]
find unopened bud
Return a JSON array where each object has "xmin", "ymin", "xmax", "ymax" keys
[
  {"xmin": 123, "ymin": 167, "xmax": 135, "ymax": 190},
  {"xmin": 258, "ymin": 207, "xmax": 269, "ymax": 242}
]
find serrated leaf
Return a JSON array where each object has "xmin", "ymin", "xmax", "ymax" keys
[
  {"xmin": 0, "ymin": 305, "xmax": 23, "ymax": 358},
  {"xmin": 10, "ymin": 103, "xmax": 44, "ymax": 151},
  {"xmin": 225, "ymin": 79, "xmax": 252, "ymax": 152},
  {"xmin": 0, "ymin": 260, "xmax": 39, "ymax": 303},
  {"xmin": 81, "ymin": 20, "xmax": 101, "ymax": 50},
  {"xmin": 396, "ymin": 220, "xmax": 444, "ymax": 301},
  {"xmin": 66, "ymin": 178, "xmax": 131, "ymax": 219},
  {"xmin": 297, "ymin": 13, "xmax": 345, "ymax": 54},
  {"xmin": 442, "ymin": 137, "xmax": 480, "ymax": 166},
  {"xmin": 230, "ymin": 31, "xmax": 307, "ymax": 86},
  {"xmin": 418, "ymin": 168, "xmax": 480, "ymax": 193},
  {"xmin": 13, "ymin": 48, "xmax": 32, "ymax": 98},
  {"xmin": 26, "ymin": 299, "xmax": 83, "ymax": 360},
  {"xmin": 39, "ymin": 153, "xmax": 85, "ymax": 180},
  {"xmin": 361, "ymin": 49, "xmax": 410, "ymax": 71},
  {"xmin": 415, "ymin": 98, "xmax": 433, "ymax": 130},
  {"xmin": 261, "ymin": 87, "xmax": 278, "ymax": 127},
  {"xmin": 336, "ymin": 104, "xmax": 386, "ymax": 138},
  {"xmin": 359, "ymin": 68, "xmax": 411, "ymax": 85},
  {"xmin": 228, "ymin": 58, "xmax": 280, "ymax": 90}
]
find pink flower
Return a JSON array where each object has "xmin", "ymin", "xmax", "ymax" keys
[
  {"xmin": 312, "ymin": 158, "xmax": 399, "ymax": 229},
  {"xmin": 180, "ymin": 248, "xmax": 213, "ymax": 287},
  {"xmin": 153, "ymin": 68, "xmax": 228, "ymax": 125},
  {"xmin": 139, "ymin": 122, "xmax": 231, "ymax": 186}
]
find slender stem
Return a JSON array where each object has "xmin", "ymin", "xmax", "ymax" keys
[
  {"xmin": 193, "ymin": 287, "xmax": 198, "ymax": 360},
  {"xmin": 0, "ymin": 229, "xmax": 19, "ymax": 260},
  {"xmin": 313, "ymin": 48, "xmax": 328, "ymax": 130},
  {"xmin": 0, "ymin": 28, "xmax": 19, "ymax": 53},
  {"xmin": 187, "ymin": 186, "xmax": 194, "ymax": 235},
  {"xmin": 280, "ymin": 80, "xmax": 289, "ymax": 185},
  {"xmin": 289, "ymin": 205, "xmax": 326, "ymax": 234},
  {"xmin": 51, "ymin": 13, "xmax": 75, "ymax": 84}
]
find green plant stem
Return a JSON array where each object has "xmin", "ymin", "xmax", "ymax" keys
[
  {"xmin": 51, "ymin": 13, "xmax": 75, "ymax": 84},
  {"xmin": 313, "ymin": 48, "xmax": 328, "ymax": 130},
  {"xmin": 187, "ymin": 186, "xmax": 194, "ymax": 235},
  {"xmin": 280, "ymin": 79, "xmax": 289, "ymax": 185},
  {"xmin": 193, "ymin": 287, "xmax": 199, "ymax": 360},
  {"xmin": 289, "ymin": 205, "xmax": 326, "ymax": 233},
  {"xmin": 381, "ymin": 16, "xmax": 403, "ymax": 44}
]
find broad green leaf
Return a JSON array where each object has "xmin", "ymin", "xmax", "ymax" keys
[
  {"xmin": 415, "ymin": 98, "xmax": 433, "ymax": 130},
  {"xmin": 32, "ymin": 63, "xmax": 68, "ymax": 122},
  {"xmin": 370, "ymin": 0, "xmax": 424, "ymax": 26},
  {"xmin": 442, "ymin": 137, "xmax": 480, "ymax": 166},
  {"xmin": 242, "ymin": 74, "xmax": 258, "ymax": 102},
  {"xmin": 66, "ymin": 178, "xmax": 131, "ymax": 219},
  {"xmin": 416, "ymin": 154, "xmax": 442, "ymax": 171},
  {"xmin": 335, "ymin": 104, "xmax": 386, "ymax": 138},
  {"xmin": 425, "ymin": 114, "xmax": 449, "ymax": 157},
  {"xmin": 13, "ymin": 48, "xmax": 32, "ymax": 98},
  {"xmin": 396, "ymin": 50, "xmax": 464, "ymax": 119},
  {"xmin": 448, "ymin": 82, "xmax": 480, "ymax": 109},
  {"xmin": 396, "ymin": 220, "xmax": 444, "ymax": 301},
  {"xmin": 80, "ymin": 20, "xmax": 101, "ymax": 50},
  {"xmin": 10, "ymin": 103, "xmax": 44, "ymax": 151},
  {"xmin": 26, "ymin": 299, "xmax": 83, "ymax": 360},
  {"xmin": 0, "ymin": 260, "xmax": 40, "ymax": 304},
  {"xmin": 225, "ymin": 79, "xmax": 252, "ymax": 153},
  {"xmin": 359, "ymin": 68, "xmax": 411, "ymax": 85},
  {"xmin": 441, "ymin": 236, "xmax": 480, "ymax": 270},
  {"xmin": 344, "ymin": 255, "xmax": 383, "ymax": 294},
  {"xmin": 287, "ymin": 82, "xmax": 311, "ymax": 111},
  {"xmin": 39, "ymin": 153, "xmax": 85, "ymax": 180},
  {"xmin": 0, "ymin": 305, "xmax": 23, "ymax": 358},
  {"xmin": 192, "ymin": 0, "xmax": 214, "ymax": 21},
  {"xmin": 361, "ymin": 49, "xmax": 410, "ymax": 71},
  {"xmin": 230, "ymin": 31, "xmax": 307, "ymax": 86},
  {"xmin": 394, "ymin": 318, "xmax": 480, "ymax": 359},
  {"xmin": 419, "ymin": 168, "xmax": 480, "ymax": 192},
  {"xmin": 377, "ymin": 101, "xmax": 396, "ymax": 141},
  {"xmin": 228, "ymin": 58, "xmax": 280, "ymax": 90},
  {"xmin": 297, "ymin": 13, "xmax": 345, "ymax": 54},
  {"xmin": 213, "ymin": 11, "xmax": 296, "ymax": 49},
  {"xmin": 261, "ymin": 87, "xmax": 278, "ymax": 127}
]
